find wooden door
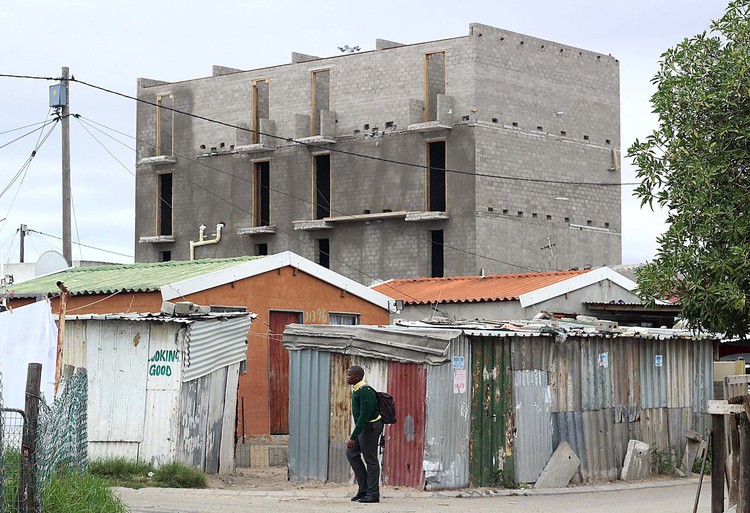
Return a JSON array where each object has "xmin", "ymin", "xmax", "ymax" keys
[{"xmin": 269, "ymin": 310, "xmax": 302, "ymax": 434}]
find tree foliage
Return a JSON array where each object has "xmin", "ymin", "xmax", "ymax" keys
[{"xmin": 628, "ymin": 0, "xmax": 750, "ymax": 338}]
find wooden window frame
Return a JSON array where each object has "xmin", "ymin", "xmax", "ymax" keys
[
  {"xmin": 311, "ymin": 69, "xmax": 331, "ymax": 136},
  {"xmin": 424, "ymin": 51, "xmax": 446, "ymax": 122},
  {"xmin": 312, "ymin": 153, "xmax": 331, "ymax": 219},
  {"xmin": 251, "ymin": 79, "xmax": 270, "ymax": 144},
  {"xmin": 156, "ymin": 93, "xmax": 174, "ymax": 156},
  {"xmin": 253, "ymin": 160, "xmax": 271, "ymax": 227}
]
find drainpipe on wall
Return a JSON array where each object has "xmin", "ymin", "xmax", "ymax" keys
[{"xmin": 189, "ymin": 223, "xmax": 225, "ymax": 261}]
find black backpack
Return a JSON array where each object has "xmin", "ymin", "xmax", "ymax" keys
[{"xmin": 367, "ymin": 386, "xmax": 397, "ymax": 425}]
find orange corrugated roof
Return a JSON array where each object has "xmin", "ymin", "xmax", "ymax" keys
[{"xmin": 373, "ymin": 270, "xmax": 591, "ymax": 305}]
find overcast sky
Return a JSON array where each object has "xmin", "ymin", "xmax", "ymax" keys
[{"xmin": 0, "ymin": 0, "xmax": 730, "ymax": 274}]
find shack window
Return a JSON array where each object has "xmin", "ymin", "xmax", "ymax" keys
[
  {"xmin": 427, "ymin": 141, "xmax": 446, "ymax": 211},
  {"xmin": 156, "ymin": 94, "xmax": 174, "ymax": 156},
  {"xmin": 252, "ymin": 79, "xmax": 269, "ymax": 144},
  {"xmin": 157, "ymin": 172, "xmax": 173, "ymax": 236},
  {"xmin": 253, "ymin": 161, "xmax": 270, "ymax": 226},
  {"xmin": 424, "ymin": 52, "xmax": 445, "ymax": 122},
  {"xmin": 329, "ymin": 313, "xmax": 359, "ymax": 325}
]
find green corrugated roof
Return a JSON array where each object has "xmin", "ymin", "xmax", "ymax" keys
[{"xmin": 9, "ymin": 256, "xmax": 265, "ymax": 297}]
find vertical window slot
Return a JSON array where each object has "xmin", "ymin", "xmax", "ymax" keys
[
  {"xmin": 427, "ymin": 141, "xmax": 446, "ymax": 212},
  {"xmin": 157, "ymin": 172, "xmax": 173, "ymax": 236},
  {"xmin": 311, "ymin": 70, "xmax": 330, "ymax": 136},
  {"xmin": 424, "ymin": 52, "xmax": 446, "ymax": 122},
  {"xmin": 313, "ymin": 154, "xmax": 331, "ymax": 219},
  {"xmin": 254, "ymin": 161, "xmax": 271, "ymax": 226}
]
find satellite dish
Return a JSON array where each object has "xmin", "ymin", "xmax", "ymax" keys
[{"xmin": 35, "ymin": 251, "xmax": 70, "ymax": 276}]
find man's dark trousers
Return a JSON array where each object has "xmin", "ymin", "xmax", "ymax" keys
[{"xmin": 347, "ymin": 419, "xmax": 384, "ymax": 498}]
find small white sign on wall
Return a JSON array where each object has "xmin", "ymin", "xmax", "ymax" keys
[
  {"xmin": 655, "ymin": 355, "xmax": 664, "ymax": 367},
  {"xmin": 453, "ymin": 369, "xmax": 467, "ymax": 394}
]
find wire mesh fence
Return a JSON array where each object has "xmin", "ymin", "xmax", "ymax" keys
[{"xmin": 0, "ymin": 367, "xmax": 88, "ymax": 513}]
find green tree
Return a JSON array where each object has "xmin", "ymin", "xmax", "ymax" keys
[{"xmin": 628, "ymin": 0, "xmax": 750, "ymax": 338}]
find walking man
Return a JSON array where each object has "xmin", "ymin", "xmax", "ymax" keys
[{"xmin": 346, "ymin": 365, "xmax": 383, "ymax": 503}]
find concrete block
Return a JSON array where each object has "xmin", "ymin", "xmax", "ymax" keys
[
  {"xmin": 620, "ymin": 440, "xmax": 651, "ymax": 481},
  {"xmin": 250, "ymin": 444, "xmax": 269, "ymax": 467},
  {"xmin": 681, "ymin": 435, "xmax": 704, "ymax": 475},
  {"xmin": 534, "ymin": 442, "xmax": 580, "ymax": 488},
  {"xmin": 269, "ymin": 445, "xmax": 288, "ymax": 467}
]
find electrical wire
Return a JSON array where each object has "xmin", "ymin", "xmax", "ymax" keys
[
  {"xmin": 0, "ymin": 122, "xmax": 54, "ymax": 151},
  {"xmin": 71, "ymin": 76, "xmax": 634, "ymax": 188},
  {"xmin": 72, "ymin": 115, "xmax": 134, "ymax": 177},
  {"xmin": 77, "ymin": 114, "xmax": 541, "ymax": 274},
  {"xmin": 28, "ymin": 229, "xmax": 133, "ymax": 259},
  {"xmin": 0, "ymin": 119, "xmax": 52, "ymax": 136}
]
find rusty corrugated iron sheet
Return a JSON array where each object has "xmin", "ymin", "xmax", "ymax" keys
[
  {"xmin": 289, "ymin": 349, "xmax": 331, "ymax": 482},
  {"xmin": 384, "ymin": 361, "xmax": 426, "ymax": 488},
  {"xmin": 327, "ymin": 353, "xmax": 352, "ymax": 484},
  {"xmin": 373, "ymin": 270, "xmax": 589, "ymax": 305},
  {"xmin": 580, "ymin": 337, "xmax": 614, "ymax": 411},
  {"xmin": 513, "ymin": 370, "xmax": 552, "ymax": 483},
  {"xmin": 549, "ymin": 340, "xmax": 581, "ymax": 412},
  {"xmin": 552, "ymin": 409, "xmax": 628, "ymax": 482},
  {"xmin": 510, "ymin": 337, "xmax": 554, "ymax": 371},
  {"xmin": 424, "ymin": 336, "xmax": 472, "ymax": 489},
  {"xmin": 639, "ymin": 339, "xmax": 668, "ymax": 408},
  {"xmin": 611, "ymin": 339, "xmax": 640, "ymax": 423},
  {"xmin": 470, "ymin": 336, "xmax": 514, "ymax": 487}
]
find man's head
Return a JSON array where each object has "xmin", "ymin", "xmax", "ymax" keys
[{"xmin": 346, "ymin": 365, "xmax": 364, "ymax": 385}]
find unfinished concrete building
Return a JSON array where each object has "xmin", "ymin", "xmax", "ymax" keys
[{"xmin": 134, "ymin": 23, "xmax": 621, "ymax": 284}]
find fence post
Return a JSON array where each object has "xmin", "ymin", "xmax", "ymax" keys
[
  {"xmin": 740, "ymin": 414, "xmax": 750, "ymax": 513},
  {"xmin": 713, "ymin": 413, "xmax": 726, "ymax": 513},
  {"xmin": 24, "ymin": 363, "xmax": 41, "ymax": 513}
]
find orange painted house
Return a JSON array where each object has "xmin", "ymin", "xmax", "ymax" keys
[{"xmin": 8, "ymin": 251, "xmax": 393, "ymax": 440}]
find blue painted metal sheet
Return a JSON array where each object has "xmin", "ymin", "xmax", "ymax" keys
[
  {"xmin": 424, "ymin": 336, "xmax": 471, "ymax": 489},
  {"xmin": 289, "ymin": 349, "xmax": 331, "ymax": 482},
  {"xmin": 513, "ymin": 370, "xmax": 552, "ymax": 483}
]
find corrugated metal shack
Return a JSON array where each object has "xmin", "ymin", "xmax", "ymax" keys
[
  {"xmin": 283, "ymin": 319, "xmax": 715, "ymax": 489},
  {"xmin": 61, "ymin": 303, "xmax": 254, "ymax": 474}
]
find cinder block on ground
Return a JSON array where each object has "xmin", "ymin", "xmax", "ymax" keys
[
  {"xmin": 235, "ymin": 443, "xmax": 251, "ymax": 467},
  {"xmin": 269, "ymin": 446, "xmax": 288, "ymax": 467},
  {"xmin": 534, "ymin": 442, "xmax": 581, "ymax": 488},
  {"xmin": 250, "ymin": 445, "xmax": 270, "ymax": 467},
  {"xmin": 620, "ymin": 440, "xmax": 651, "ymax": 481}
]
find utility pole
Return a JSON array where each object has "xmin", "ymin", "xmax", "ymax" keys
[
  {"xmin": 60, "ymin": 67, "xmax": 72, "ymax": 266},
  {"xmin": 19, "ymin": 223, "xmax": 27, "ymax": 262}
]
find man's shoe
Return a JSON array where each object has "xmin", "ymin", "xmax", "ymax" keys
[
  {"xmin": 351, "ymin": 492, "xmax": 367, "ymax": 502},
  {"xmin": 358, "ymin": 496, "xmax": 380, "ymax": 503}
]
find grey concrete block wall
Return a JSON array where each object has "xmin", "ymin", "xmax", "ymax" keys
[{"xmin": 134, "ymin": 23, "xmax": 620, "ymax": 284}]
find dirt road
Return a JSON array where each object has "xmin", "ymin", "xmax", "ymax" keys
[{"xmin": 117, "ymin": 477, "xmax": 716, "ymax": 513}]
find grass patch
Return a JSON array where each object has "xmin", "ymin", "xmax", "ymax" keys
[
  {"xmin": 89, "ymin": 458, "xmax": 207, "ymax": 489},
  {"xmin": 153, "ymin": 462, "xmax": 207, "ymax": 489},
  {"xmin": 41, "ymin": 471, "xmax": 128, "ymax": 513},
  {"xmin": 2, "ymin": 450, "xmax": 21, "ymax": 512}
]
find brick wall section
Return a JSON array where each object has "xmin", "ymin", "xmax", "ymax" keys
[{"xmin": 135, "ymin": 23, "xmax": 620, "ymax": 282}]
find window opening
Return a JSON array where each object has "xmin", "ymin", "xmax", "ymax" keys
[
  {"xmin": 311, "ymin": 70, "xmax": 330, "ymax": 136},
  {"xmin": 431, "ymin": 230, "xmax": 444, "ymax": 278},
  {"xmin": 317, "ymin": 238, "xmax": 330, "ymax": 269},
  {"xmin": 160, "ymin": 251, "xmax": 171, "ymax": 262},
  {"xmin": 255, "ymin": 243, "xmax": 268, "ymax": 256},
  {"xmin": 254, "ymin": 161, "xmax": 270, "ymax": 226},
  {"xmin": 427, "ymin": 141, "xmax": 446, "ymax": 211},
  {"xmin": 424, "ymin": 52, "xmax": 445, "ymax": 122},
  {"xmin": 156, "ymin": 94, "xmax": 174, "ymax": 156},
  {"xmin": 329, "ymin": 313, "xmax": 359, "ymax": 325},
  {"xmin": 313, "ymin": 154, "xmax": 331, "ymax": 219},
  {"xmin": 157, "ymin": 172, "xmax": 173, "ymax": 236},
  {"xmin": 252, "ymin": 79, "xmax": 270, "ymax": 144}
]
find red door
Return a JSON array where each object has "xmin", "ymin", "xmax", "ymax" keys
[
  {"xmin": 269, "ymin": 310, "xmax": 302, "ymax": 434},
  {"xmin": 383, "ymin": 361, "xmax": 426, "ymax": 488}
]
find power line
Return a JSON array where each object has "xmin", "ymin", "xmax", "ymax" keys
[
  {"xmin": 0, "ymin": 119, "xmax": 52, "ymax": 136},
  {"xmin": 0, "ymin": 73, "xmax": 636, "ymax": 187},
  {"xmin": 28, "ymin": 229, "xmax": 133, "ymax": 259},
  {"xmin": 78, "ymin": 113, "xmax": 541, "ymax": 274}
]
